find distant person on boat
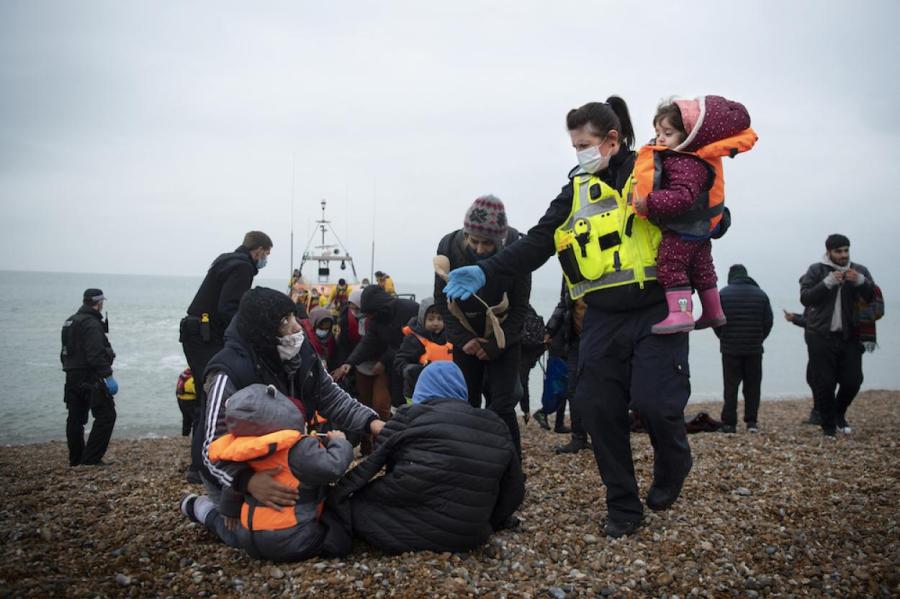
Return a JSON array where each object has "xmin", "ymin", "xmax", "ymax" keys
[
  {"xmin": 176, "ymin": 367, "xmax": 198, "ymax": 437},
  {"xmin": 328, "ymin": 279, "xmax": 351, "ymax": 312},
  {"xmin": 197, "ymin": 287, "xmax": 384, "ymax": 528},
  {"xmin": 434, "ymin": 195, "xmax": 532, "ymax": 458},
  {"xmin": 331, "ymin": 361, "xmax": 524, "ymax": 554},
  {"xmin": 304, "ymin": 307, "xmax": 339, "ymax": 371},
  {"xmin": 332, "ymin": 286, "xmax": 419, "ymax": 419},
  {"xmin": 799, "ymin": 234, "xmax": 878, "ymax": 437},
  {"xmin": 360, "ymin": 278, "xmax": 371, "ymax": 287},
  {"xmin": 375, "ymin": 271, "xmax": 397, "ymax": 297},
  {"xmin": 60, "ymin": 288, "xmax": 117, "ymax": 466},
  {"xmin": 181, "ymin": 230, "xmax": 273, "ymax": 485},
  {"xmin": 181, "ymin": 383, "xmax": 355, "ymax": 560},
  {"xmin": 713, "ymin": 265, "xmax": 773, "ymax": 434},
  {"xmin": 393, "ymin": 297, "xmax": 453, "ymax": 402}
]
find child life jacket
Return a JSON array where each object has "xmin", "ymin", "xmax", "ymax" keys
[
  {"xmin": 401, "ymin": 326, "xmax": 454, "ymax": 365},
  {"xmin": 634, "ymin": 128, "xmax": 757, "ymax": 237},
  {"xmin": 176, "ymin": 369, "xmax": 196, "ymax": 401},
  {"xmin": 207, "ymin": 430, "xmax": 324, "ymax": 531}
]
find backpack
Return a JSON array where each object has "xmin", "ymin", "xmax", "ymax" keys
[{"xmin": 521, "ymin": 305, "xmax": 545, "ymax": 350}]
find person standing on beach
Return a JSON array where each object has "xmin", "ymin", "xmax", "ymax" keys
[
  {"xmin": 443, "ymin": 98, "xmax": 692, "ymax": 538},
  {"xmin": 799, "ymin": 234, "xmax": 876, "ymax": 437},
  {"xmin": 434, "ymin": 195, "xmax": 532, "ymax": 459},
  {"xmin": 181, "ymin": 231, "xmax": 272, "ymax": 484},
  {"xmin": 60, "ymin": 288, "xmax": 117, "ymax": 466},
  {"xmin": 713, "ymin": 265, "xmax": 773, "ymax": 433}
]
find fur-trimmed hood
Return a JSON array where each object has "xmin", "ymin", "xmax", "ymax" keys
[{"xmin": 674, "ymin": 95, "xmax": 751, "ymax": 153}]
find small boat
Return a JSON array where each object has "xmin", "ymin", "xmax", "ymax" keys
[{"xmin": 290, "ymin": 199, "xmax": 358, "ymax": 314}]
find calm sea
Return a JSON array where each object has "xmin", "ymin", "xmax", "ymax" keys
[{"xmin": 1, "ymin": 270, "xmax": 897, "ymax": 445}]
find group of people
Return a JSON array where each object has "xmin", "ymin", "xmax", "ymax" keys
[{"xmin": 59, "ymin": 91, "xmax": 882, "ymax": 561}]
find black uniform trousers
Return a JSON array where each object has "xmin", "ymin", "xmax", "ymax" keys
[
  {"xmin": 64, "ymin": 370, "xmax": 116, "ymax": 466},
  {"xmin": 574, "ymin": 301, "xmax": 692, "ymax": 524},
  {"xmin": 805, "ymin": 331, "xmax": 863, "ymax": 432},
  {"xmin": 183, "ymin": 337, "xmax": 224, "ymax": 473},
  {"xmin": 565, "ymin": 336, "xmax": 587, "ymax": 441},
  {"xmin": 454, "ymin": 343, "xmax": 523, "ymax": 458},
  {"xmin": 720, "ymin": 353, "xmax": 763, "ymax": 427}
]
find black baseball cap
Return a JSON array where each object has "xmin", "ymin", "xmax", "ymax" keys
[{"xmin": 83, "ymin": 288, "xmax": 107, "ymax": 302}]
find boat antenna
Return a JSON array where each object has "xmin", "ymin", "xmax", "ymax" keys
[
  {"xmin": 289, "ymin": 155, "xmax": 296, "ymax": 282},
  {"xmin": 370, "ymin": 179, "xmax": 376, "ymax": 281}
]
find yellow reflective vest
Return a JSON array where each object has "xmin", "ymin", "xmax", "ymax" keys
[{"xmin": 553, "ymin": 173, "xmax": 661, "ymax": 300}]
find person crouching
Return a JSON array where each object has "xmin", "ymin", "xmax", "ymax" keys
[
  {"xmin": 393, "ymin": 297, "xmax": 453, "ymax": 402},
  {"xmin": 181, "ymin": 383, "xmax": 354, "ymax": 560}
]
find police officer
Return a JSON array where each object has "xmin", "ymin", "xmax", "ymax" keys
[
  {"xmin": 61, "ymin": 288, "xmax": 117, "ymax": 466},
  {"xmin": 181, "ymin": 230, "xmax": 272, "ymax": 483},
  {"xmin": 444, "ymin": 97, "xmax": 692, "ymax": 538}
]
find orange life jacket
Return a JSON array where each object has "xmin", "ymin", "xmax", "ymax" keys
[
  {"xmin": 207, "ymin": 430, "xmax": 324, "ymax": 531},
  {"xmin": 402, "ymin": 325, "xmax": 454, "ymax": 365},
  {"xmin": 634, "ymin": 128, "xmax": 757, "ymax": 237}
]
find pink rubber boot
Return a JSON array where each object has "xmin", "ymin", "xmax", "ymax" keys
[
  {"xmin": 652, "ymin": 288, "xmax": 695, "ymax": 334},
  {"xmin": 694, "ymin": 287, "xmax": 727, "ymax": 329}
]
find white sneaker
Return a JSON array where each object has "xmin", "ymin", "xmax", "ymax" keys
[{"xmin": 838, "ymin": 425, "xmax": 852, "ymax": 435}]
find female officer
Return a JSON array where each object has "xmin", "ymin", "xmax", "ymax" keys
[{"xmin": 443, "ymin": 97, "xmax": 693, "ymax": 538}]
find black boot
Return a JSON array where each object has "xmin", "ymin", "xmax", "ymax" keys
[
  {"xmin": 555, "ymin": 436, "xmax": 591, "ymax": 454},
  {"xmin": 803, "ymin": 409, "xmax": 822, "ymax": 426}
]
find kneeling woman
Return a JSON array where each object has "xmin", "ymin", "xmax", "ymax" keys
[{"xmin": 332, "ymin": 361, "xmax": 524, "ymax": 554}]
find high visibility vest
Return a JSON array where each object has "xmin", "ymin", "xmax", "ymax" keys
[
  {"xmin": 208, "ymin": 430, "xmax": 323, "ymax": 531},
  {"xmin": 402, "ymin": 326, "xmax": 454, "ymax": 365},
  {"xmin": 176, "ymin": 370, "xmax": 196, "ymax": 401},
  {"xmin": 634, "ymin": 128, "xmax": 757, "ymax": 237},
  {"xmin": 553, "ymin": 174, "xmax": 661, "ymax": 300}
]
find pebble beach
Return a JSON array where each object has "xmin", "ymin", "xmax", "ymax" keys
[{"xmin": 1, "ymin": 390, "xmax": 898, "ymax": 598}]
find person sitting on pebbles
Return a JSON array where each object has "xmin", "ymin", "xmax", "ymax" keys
[
  {"xmin": 192, "ymin": 287, "xmax": 384, "ymax": 543},
  {"xmin": 181, "ymin": 383, "xmax": 355, "ymax": 560},
  {"xmin": 331, "ymin": 361, "xmax": 524, "ymax": 554}
]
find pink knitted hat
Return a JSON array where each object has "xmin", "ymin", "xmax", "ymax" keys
[
  {"xmin": 674, "ymin": 98, "xmax": 701, "ymax": 136},
  {"xmin": 463, "ymin": 195, "xmax": 508, "ymax": 245}
]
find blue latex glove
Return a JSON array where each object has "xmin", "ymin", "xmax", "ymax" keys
[
  {"xmin": 104, "ymin": 376, "xmax": 119, "ymax": 397},
  {"xmin": 443, "ymin": 265, "xmax": 486, "ymax": 301}
]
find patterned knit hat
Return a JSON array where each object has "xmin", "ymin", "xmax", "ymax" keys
[{"xmin": 463, "ymin": 195, "xmax": 508, "ymax": 245}]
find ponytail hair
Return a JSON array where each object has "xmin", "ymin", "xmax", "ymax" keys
[{"xmin": 566, "ymin": 95, "xmax": 635, "ymax": 149}]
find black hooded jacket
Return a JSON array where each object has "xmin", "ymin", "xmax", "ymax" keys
[
  {"xmin": 345, "ymin": 286, "xmax": 418, "ymax": 369},
  {"xmin": 476, "ymin": 146, "xmax": 664, "ymax": 313},
  {"xmin": 434, "ymin": 227, "xmax": 532, "ymax": 358},
  {"xmin": 800, "ymin": 260, "xmax": 875, "ymax": 339},
  {"xmin": 714, "ymin": 272, "xmax": 773, "ymax": 355},
  {"xmin": 332, "ymin": 397, "xmax": 524, "ymax": 554},
  {"xmin": 186, "ymin": 247, "xmax": 258, "ymax": 341}
]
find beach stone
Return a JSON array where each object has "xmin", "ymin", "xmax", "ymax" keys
[
  {"xmin": 115, "ymin": 573, "xmax": 131, "ymax": 586},
  {"xmin": 657, "ymin": 572, "xmax": 674, "ymax": 586},
  {"xmin": 547, "ymin": 586, "xmax": 566, "ymax": 599},
  {"xmin": 734, "ymin": 487, "xmax": 752, "ymax": 496}
]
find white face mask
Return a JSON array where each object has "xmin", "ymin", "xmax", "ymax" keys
[
  {"xmin": 315, "ymin": 329, "xmax": 330, "ymax": 339},
  {"xmin": 576, "ymin": 143, "xmax": 610, "ymax": 174},
  {"xmin": 277, "ymin": 330, "xmax": 305, "ymax": 361}
]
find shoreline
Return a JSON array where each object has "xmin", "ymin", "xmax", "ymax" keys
[{"xmin": 2, "ymin": 391, "xmax": 897, "ymax": 597}]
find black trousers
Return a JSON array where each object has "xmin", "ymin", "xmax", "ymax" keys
[
  {"xmin": 566, "ymin": 338, "xmax": 586, "ymax": 440},
  {"xmin": 574, "ymin": 302, "xmax": 692, "ymax": 524},
  {"xmin": 720, "ymin": 353, "xmax": 763, "ymax": 426},
  {"xmin": 178, "ymin": 398, "xmax": 200, "ymax": 437},
  {"xmin": 65, "ymin": 371, "xmax": 117, "ymax": 466},
  {"xmin": 454, "ymin": 343, "xmax": 523, "ymax": 457},
  {"xmin": 183, "ymin": 336, "xmax": 224, "ymax": 473},
  {"xmin": 805, "ymin": 332, "xmax": 863, "ymax": 431}
]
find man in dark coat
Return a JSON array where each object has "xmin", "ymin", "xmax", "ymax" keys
[
  {"xmin": 434, "ymin": 195, "xmax": 532, "ymax": 457},
  {"xmin": 332, "ymin": 361, "xmax": 524, "ymax": 554},
  {"xmin": 799, "ymin": 234, "xmax": 876, "ymax": 437},
  {"xmin": 61, "ymin": 289, "xmax": 116, "ymax": 466},
  {"xmin": 332, "ymin": 285, "xmax": 419, "ymax": 412},
  {"xmin": 181, "ymin": 231, "xmax": 272, "ymax": 483},
  {"xmin": 714, "ymin": 265, "xmax": 773, "ymax": 433}
]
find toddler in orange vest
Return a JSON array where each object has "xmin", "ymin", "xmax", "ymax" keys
[
  {"xmin": 633, "ymin": 95, "xmax": 756, "ymax": 334},
  {"xmin": 180, "ymin": 383, "xmax": 355, "ymax": 560},
  {"xmin": 394, "ymin": 298, "xmax": 454, "ymax": 402}
]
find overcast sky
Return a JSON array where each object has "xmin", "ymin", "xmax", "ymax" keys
[{"xmin": 2, "ymin": 0, "xmax": 898, "ymax": 298}]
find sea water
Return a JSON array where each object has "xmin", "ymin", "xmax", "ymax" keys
[{"xmin": 1, "ymin": 270, "xmax": 897, "ymax": 445}]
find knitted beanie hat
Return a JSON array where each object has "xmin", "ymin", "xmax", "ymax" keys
[
  {"xmin": 236, "ymin": 287, "xmax": 295, "ymax": 350},
  {"xmin": 728, "ymin": 264, "xmax": 748, "ymax": 282},
  {"xmin": 463, "ymin": 195, "xmax": 508, "ymax": 245},
  {"xmin": 825, "ymin": 233, "xmax": 850, "ymax": 250},
  {"xmin": 674, "ymin": 98, "xmax": 701, "ymax": 136}
]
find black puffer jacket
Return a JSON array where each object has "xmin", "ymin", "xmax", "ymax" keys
[
  {"xmin": 714, "ymin": 272, "xmax": 773, "ymax": 355},
  {"xmin": 332, "ymin": 398, "xmax": 525, "ymax": 554},
  {"xmin": 800, "ymin": 260, "xmax": 875, "ymax": 340},
  {"xmin": 186, "ymin": 247, "xmax": 258, "ymax": 341},
  {"xmin": 345, "ymin": 286, "xmax": 419, "ymax": 369}
]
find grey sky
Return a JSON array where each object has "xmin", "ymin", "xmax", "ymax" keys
[{"xmin": 1, "ymin": 0, "xmax": 898, "ymax": 297}]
